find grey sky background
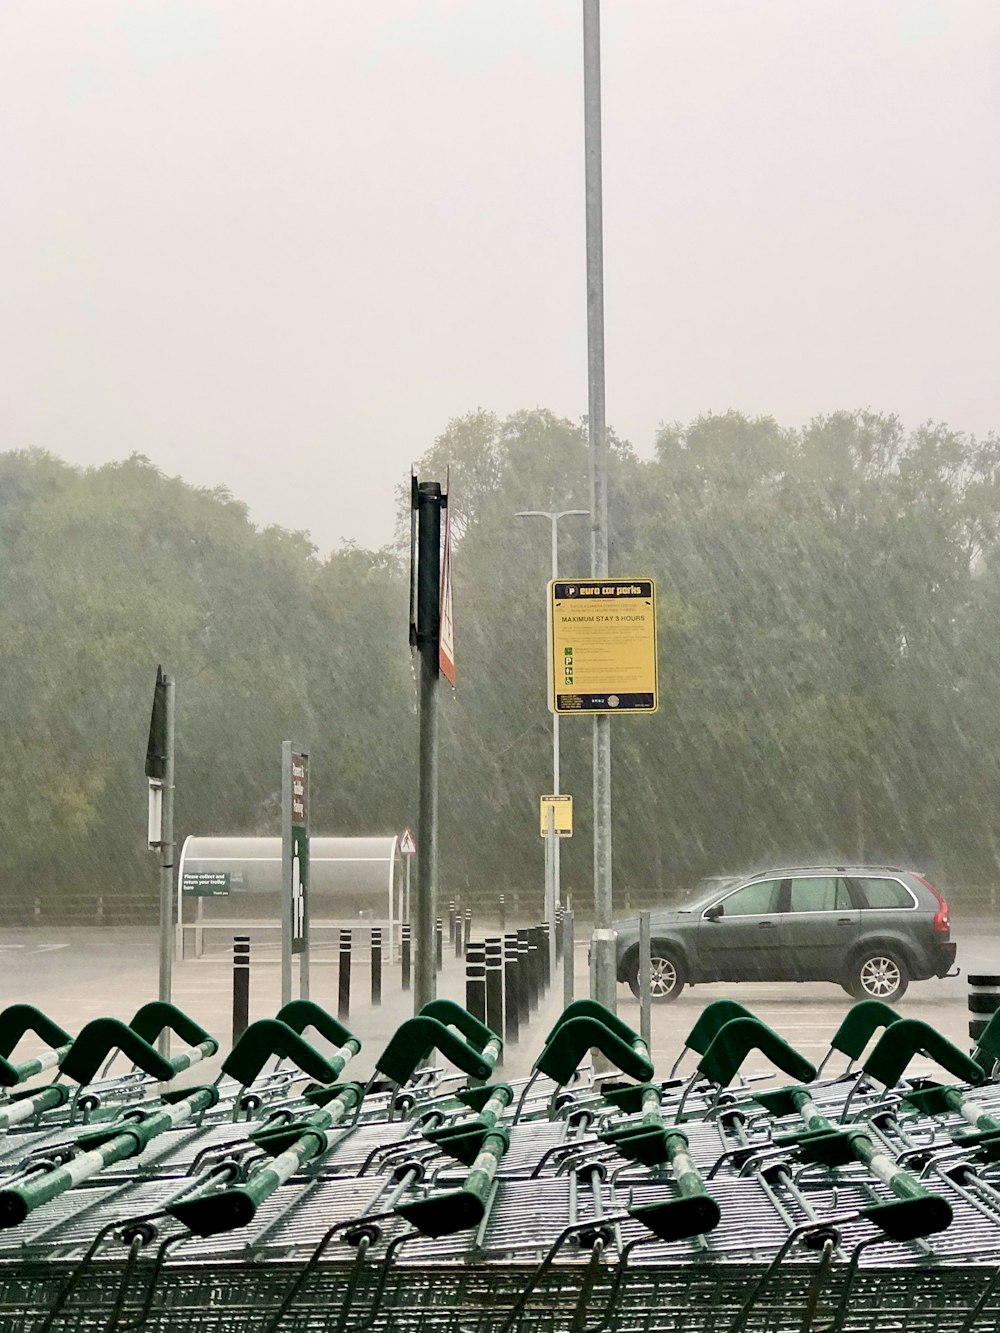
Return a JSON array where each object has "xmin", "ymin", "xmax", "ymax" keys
[{"xmin": 2, "ymin": 2, "xmax": 998, "ymax": 554}]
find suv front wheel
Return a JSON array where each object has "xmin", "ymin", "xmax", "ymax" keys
[
  {"xmin": 627, "ymin": 950, "xmax": 686, "ymax": 1002},
  {"xmin": 846, "ymin": 949, "xmax": 909, "ymax": 1003}
]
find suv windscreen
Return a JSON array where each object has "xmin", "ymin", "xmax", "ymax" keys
[
  {"xmin": 852, "ymin": 876, "xmax": 914, "ymax": 910},
  {"xmin": 676, "ymin": 877, "xmax": 741, "ymax": 912}
]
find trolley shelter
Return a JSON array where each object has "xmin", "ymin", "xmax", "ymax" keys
[{"xmin": 176, "ymin": 835, "xmax": 401, "ymax": 959}]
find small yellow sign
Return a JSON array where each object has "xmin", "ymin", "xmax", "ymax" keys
[
  {"xmin": 548, "ymin": 578, "xmax": 658, "ymax": 715},
  {"xmin": 540, "ymin": 794, "xmax": 573, "ymax": 838}
]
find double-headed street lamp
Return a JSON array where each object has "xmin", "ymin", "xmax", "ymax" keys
[{"xmin": 516, "ymin": 509, "xmax": 589, "ymax": 959}]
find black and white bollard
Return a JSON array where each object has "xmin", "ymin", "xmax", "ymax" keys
[
  {"xmin": 485, "ymin": 937, "xmax": 504, "ymax": 1040},
  {"xmin": 401, "ymin": 922, "xmax": 411, "ymax": 992},
  {"xmin": 371, "ymin": 927, "xmax": 382, "ymax": 1007},
  {"xmin": 969, "ymin": 974, "xmax": 1000, "ymax": 1047},
  {"xmin": 232, "ymin": 935, "xmax": 250, "ymax": 1046},
  {"xmin": 517, "ymin": 929, "xmax": 531, "ymax": 1023},
  {"xmin": 504, "ymin": 932, "xmax": 520, "ymax": 1045},
  {"xmin": 466, "ymin": 940, "xmax": 486, "ymax": 1025},
  {"xmin": 338, "ymin": 928, "xmax": 352, "ymax": 1021}
]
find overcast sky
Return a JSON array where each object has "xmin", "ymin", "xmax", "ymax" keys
[{"xmin": 2, "ymin": 2, "xmax": 998, "ymax": 553}]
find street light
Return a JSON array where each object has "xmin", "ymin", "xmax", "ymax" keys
[{"xmin": 516, "ymin": 509, "xmax": 589, "ymax": 965}]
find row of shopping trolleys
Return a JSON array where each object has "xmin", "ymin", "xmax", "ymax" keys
[{"xmin": 0, "ymin": 992, "xmax": 999, "ymax": 1330}]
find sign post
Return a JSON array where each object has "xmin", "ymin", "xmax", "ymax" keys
[
  {"xmin": 400, "ymin": 827, "xmax": 416, "ymax": 927},
  {"xmin": 549, "ymin": 576, "xmax": 658, "ymax": 1010},
  {"xmin": 145, "ymin": 666, "xmax": 175, "ymax": 1057},
  {"xmin": 540, "ymin": 796, "xmax": 572, "ymax": 978},
  {"xmin": 411, "ymin": 475, "xmax": 448, "ymax": 1012},
  {"xmin": 281, "ymin": 741, "xmax": 310, "ymax": 1006}
]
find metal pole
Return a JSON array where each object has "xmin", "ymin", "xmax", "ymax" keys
[
  {"xmin": 515, "ymin": 508, "xmax": 586, "ymax": 959},
  {"xmin": 157, "ymin": 674, "xmax": 175, "ymax": 1058},
  {"xmin": 414, "ymin": 481, "xmax": 443, "ymax": 1011},
  {"xmin": 545, "ymin": 804, "xmax": 557, "ymax": 977},
  {"xmin": 405, "ymin": 856, "xmax": 411, "ymax": 925},
  {"xmin": 563, "ymin": 910, "xmax": 575, "ymax": 1008},
  {"xmin": 584, "ymin": 0, "xmax": 615, "ymax": 1010},
  {"xmin": 638, "ymin": 910, "xmax": 652, "ymax": 1051},
  {"xmin": 550, "ymin": 524, "xmax": 562, "ymax": 945}
]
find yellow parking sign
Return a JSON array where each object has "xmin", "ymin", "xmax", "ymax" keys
[
  {"xmin": 548, "ymin": 578, "xmax": 658, "ymax": 714},
  {"xmin": 540, "ymin": 794, "xmax": 573, "ymax": 837}
]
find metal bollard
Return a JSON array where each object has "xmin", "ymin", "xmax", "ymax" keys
[
  {"xmin": 436, "ymin": 918, "xmax": 443, "ymax": 972},
  {"xmin": 371, "ymin": 927, "xmax": 382, "ymax": 1007},
  {"xmin": 448, "ymin": 900, "xmax": 456, "ymax": 946},
  {"xmin": 455, "ymin": 911, "xmax": 464, "ymax": 959},
  {"xmin": 516, "ymin": 929, "xmax": 531, "ymax": 1023},
  {"xmin": 563, "ymin": 910, "xmax": 574, "ymax": 1008},
  {"xmin": 540, "ymin": 922, "xmax": 551, "ymax": 990},
  {"xmin": 504, "ymin": 932, "xmax": 520, "ymax": 1045},
  {"xmin": 232, "ymin": 936, "xmax": 250, "ymax": 1046},
  {"xmin": 485, "ymin": 937, "xmax": 504, "ymax": 1040},
  {"xmin": 401, "ymin": 922, "xmax": 411, "ymax": 991},
  {"xmin": 338, "ymin": 928, "xmax": 352, "ymax": 1021},
  {"xmin": 555, "ymin": 905, "xmax": 563, "ymax": 962},
  {"xmin": 465, "ymin": 908, "xmax": 473, "ymax": 953},
  {"xmin": 466, "ymin": 941, "xmax": 486, "ymax": 1025},
  {"xmin": 499, "ymin": 893, "xmax": 506, "ymax": 932}
]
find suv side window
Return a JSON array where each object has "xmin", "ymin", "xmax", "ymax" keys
[
  {"xmin": 718, "ymin": 880, "xmax": 782, "ymax": 916},
  {"xmin": 853, "ymin": 877, "xmax": 914, "ymax": 910},
  {"xmin": 789, "ymin": 877, "xmax": 851, "ymax": 912}
]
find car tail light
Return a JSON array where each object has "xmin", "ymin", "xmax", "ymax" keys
[{"xmin": 914, "ymin": 873, "xmax": 950, "ymax": 933}]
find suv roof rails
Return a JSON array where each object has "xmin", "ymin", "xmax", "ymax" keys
[{"xmin": 746, "ymin": 864, "xmax": 906, "ymax": 877}]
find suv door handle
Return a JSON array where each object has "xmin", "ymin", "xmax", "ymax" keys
[
  {"xmin": 758, "ymin": 921, "xmax": 776, "ymax": 929},
  {"xmin": 838, "ymin": 918, "xmax": 853, "ymax": 925}
]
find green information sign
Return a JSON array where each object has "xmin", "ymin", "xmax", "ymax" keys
[{"xmin": 181, "ymin": 871, "xmax": 231, "ymax": 898}]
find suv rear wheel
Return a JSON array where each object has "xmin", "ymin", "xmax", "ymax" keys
[
  {"xmin": 847, "ymin": 949, "xmax": 909, "ymax": 1003},
  {"xmin": 627, "ymin": 950, "xmax": 686, "ymax": 1002}
]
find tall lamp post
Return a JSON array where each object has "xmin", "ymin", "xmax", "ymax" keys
[{"xmin": 516, "ymin": 509, "xmax": 589, "ymax": 952}]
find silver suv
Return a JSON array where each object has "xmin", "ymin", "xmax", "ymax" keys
[{"xmin": 614, "ymin": 865, "xmax": 957, "ymax": 1004}]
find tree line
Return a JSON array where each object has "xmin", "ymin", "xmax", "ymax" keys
[{"xmin": 2, "ymin": 404, "xmax": 999, "ymax": 924}]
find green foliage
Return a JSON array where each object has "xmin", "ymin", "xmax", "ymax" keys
[{"xmin": 3, "ymin": 402, "xmax": 1000, "ymax": 923}]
